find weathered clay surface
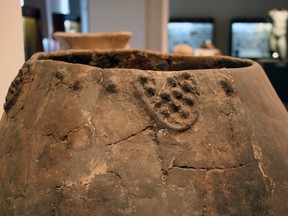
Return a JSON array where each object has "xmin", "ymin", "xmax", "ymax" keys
[{"xmin": 0, "ymin": 50, "xmax": 288, "ymax": 215}]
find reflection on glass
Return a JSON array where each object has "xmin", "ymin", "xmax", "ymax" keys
[
  {"xmin": 64, "ymin": 20, "xmax": 81, "ymax": 33},
  {"xmin": 231, "ymin": 22, "xmax": 272, "ymax": 59},
  {"xmin": 168, "ymin": 22, "xmax": 214, "ymax": 53}
]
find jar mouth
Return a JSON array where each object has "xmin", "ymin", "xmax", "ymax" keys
[{"xmin": 36, "ymin": 49, "xmax": 253, "ymax": 71}]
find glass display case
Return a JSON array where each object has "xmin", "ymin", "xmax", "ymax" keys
[
  {"xmin": 168, "ymin": 18, "xmax": 215, "ymax": 53},
  {"xmin": 230, "ymin": 18, "xmax": 273, "ymax": 59}
]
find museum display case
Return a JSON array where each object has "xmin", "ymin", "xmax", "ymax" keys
[
  {"xmin": 167, "ymin": 18, "xmax": 215, "ymax": 54},
  {"xmin": 230, "ymin": 18, "xmax": 272, "ymax": 59}
]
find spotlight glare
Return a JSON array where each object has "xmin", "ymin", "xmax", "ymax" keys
[{"xmin": 272, "ymin": 52, "xmax": 279, "ymax": 59}]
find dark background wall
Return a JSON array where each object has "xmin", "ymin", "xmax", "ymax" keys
[
  {"xmin": 22, "ymin": 0, "xmax": 288, "ymax": 55},
  {"xmin": 23, "ymin": 0, "xmax": 81, "ymax": 38},
  {"xmin": 24, "ymin": 0, "xmax": 47, "ymax": 37},
  {"xmin": 169, "ymin": 0, "xmax": 288, "ymax": 55}
]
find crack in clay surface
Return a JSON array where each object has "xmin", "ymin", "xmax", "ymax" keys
[
  {"xmin": 105, "ymin": 125, "xmax": 153, "ymax": 146},
  {"xmin": 107, "ymin": 171, "xmax": 139, "ymax": 198},
  {"xmin": 250, "ymin": 128, "xmax": 276, "ymax": 197},
  {"xmin": 201, "ymin": 173, "xmax": 209, "ymax": 216},
  {"xmin": 167, "ymin": 160, "xmax": 258, "ymax": 172},
  {"xmin": 51, "ymin": 186, "xmax": 64, "ymax": 216}
]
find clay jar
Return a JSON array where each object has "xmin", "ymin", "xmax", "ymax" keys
[
  {"xmin": 0, "ymin": 50, "xmax": 288, "ymax": 215},
  {"xmin": 53, "ymin": 31, "xmax": 132, "ymax": 50}
]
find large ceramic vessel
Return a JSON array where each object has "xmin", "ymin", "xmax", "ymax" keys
[
  {"xmin": 53, "ymin": 31, "xmax": 132, "ymax": 50},
  {"xmin": 0, "ymin": 49, "xmax": 287, "ymax": 215}
]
